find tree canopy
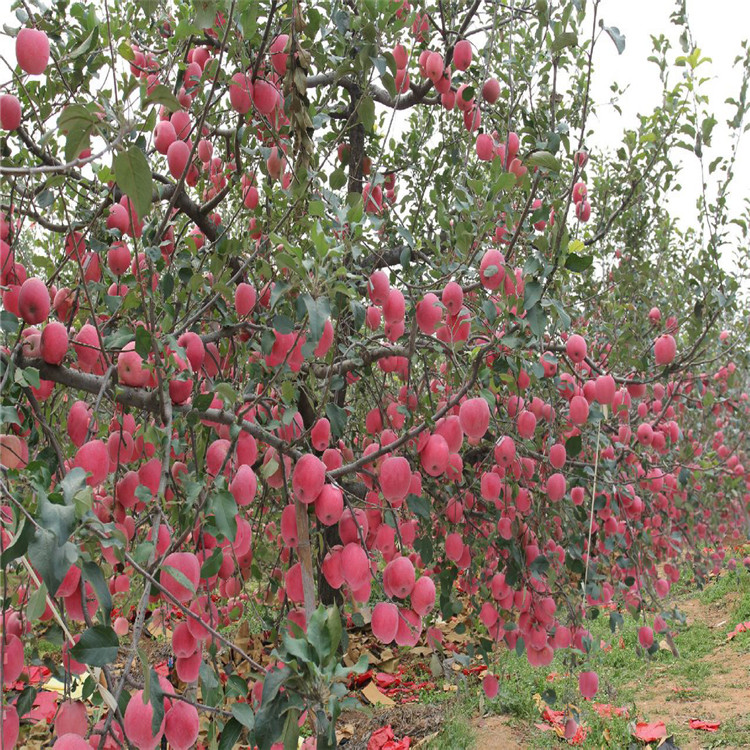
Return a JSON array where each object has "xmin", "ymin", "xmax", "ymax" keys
[{"xmin": 1, "ymin": 0, "xmax": 749, "ymax": 748}]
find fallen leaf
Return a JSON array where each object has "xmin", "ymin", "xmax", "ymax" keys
[
  {"xmin": 413, "ymin": 730, "xmax": 439, "ymax": 748},
  {"xmin": 378, "ymin": 658, "xmax": 400, "ymax": 673},
  {"xmin": 362, "ymin": 681, "xmax": 395, "ymax": 706},
  {"xmin": 43, "ymin": 676, "xmax": 84, "ymax": 700},
  {"xmin": 336, "ymin": 722, "xmax": 355, "ymax": 740},
  {"xmin": 429, "ymin": 653, "xmax": 442, "ymax": 678}
]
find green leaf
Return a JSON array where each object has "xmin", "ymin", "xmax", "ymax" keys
[
  {"xmin": 302, "ymin": 294, "xmax": 331, "ymax": 343},
  {"xmin": 272, "ymin": 314, "xmax": 295, "ymax": 334},
  {"xmin": 406, "ymin": 494, "xmax": 431, "ymax": 519},
  {"xmin": 215, "ymin": 382, "xmax": 238, "ymax": 406},
  {"xmin": 58, "ymin": 104, "xmax": 97, "ymax": 161},
  {"xmin": 26, "ymin": 581, "xmax": 48, "ymax": 622},
  {"xmin": 282, "ymin": 709, "xmax": 300, "ymax": 750},
  {"xmin": 28, "ymin": 529, "xmax": 78, "ymax": 591},
  {"xmin": 525, "ymin": 151, "xmax": 562, "ymax": 172},
  {"xmin": 37, "ymin": 494, "xmax": 77, "ymax": 541},
  {"xmin": 565, "ymin": 434, "xmax": 583, "ymax": 457},
  {"xmin": 359, "ymin": 96, "xmax": 375, "ymax": 132},
  {"xmin": 137, "ymin": 648, "xmax": 151, "ymax": 703},
  {"xmin": 70, "ymin": 625, "xmax": 120, "ymax": 666},
  {"xmin": 261, "ymin": 666, "xmax": 291, "ymax": 705},
  {"xmin": 525, "ymin": 304, "xmax": 547, "ymax": 339},
  {"xmin": 149, "ymin": 669, "xmax": 166, "ymax": 734},
  {"xmin": 325, "ymin": 403, "xmax": 347, "ymax": 438},
  {"xmin": 701, "ymin": 115, "xmax": 717, "ymax": 147},
  {"xmin": 551, "ymin": 31, "xmax": 578, "ymax": 54},
  {"xmin": 118, "ymin": 40, "xmax": 135, "ymax": 60},
  {"xmin": 200, "ymin": 546, "xmax": 224, "ymax": 579},
  {"xmin": 69, "ymin": 26, "xmax": 98, "ymax": 59},
  {"xmin": 210, "ymin": 490, "xmax": 238, "ymax": 542},
  {"xmin": 231, "ymin": 702, "xmax": 255, "ymax": 730},
  {"xmin": 601, "ymin": 24, "xmax": 626, "ymax": 55},
  {"xmin": 330, "ymin": 169, "xmax": 347, "ymax": 190},
  {"xmin": 282, "ymin": 633, "xmax": 311, "ymax": 663},
  {"xmin": 218, "ymin": 718, "xmax": 244, "ymax": 750},
  {"xmin": 15, "ymin": 686, "xmax": 37, "ymax": 720},
  {"xmin": 82, "ymin": 561, "xmax": 113, "ymax": 626},
  {"xmin": 326, "ymin": 606, "xmax": 343, "ymax": 662},
  {"xmin": 609, "ymin": 611, "xmax": 624, "ymax": 633},
  {"xmin": 193, "ymin": 392, "xmax": 214, "ymax": 411},
  {"xmin": 1, "ymin": 519, "xmax": 35, "ymax": 567},
  {"xmin": 113, "ymin": 146, "xmax": 153, "ymax": 221},
  {"xmin": 36, "ymin": 189, "xmax": 55, "ymax": 208},
  {"xmin": 0, "ymin": 310, "xmax": 19, "ymax": 334},
  {"xmin": 307, "ymin": 607, "xmax": 332, "ymax": 663},
  {"xmin": 161, "ymin": 565, "xmax": 197, "ymax": 596},
  {"xmin": 530, "ymin": 555, "xmax": 550, "ymax": 578},
  {"xmin": 194, "ymin": 0, "xmax": 219, "ymax": 29},
  {"xmin": 134, "ymin": 325, "xmax": 152, "ymax": 358},
  {"xmin": 523, "ymin": 281, "xmax": 543, "ymax": 311},
  {"xmin": 61, "ymin": 467, "xmax": 88, "ymax": 505},
  {"xmin": 414, "ymin": 535, "xmax": 433, "ymax": 565},
  {"xmin": 144, "ymin": 84, "xmax": 182, "ymax": 113},
  {"xmin": 565, "ymin": 253, "xmax": 593, "ymax": 272},
  {"xmin": 15, "ymin": 366, "xmax": 40, "ymax": 389},
  {"xmin": 200, "ymin": 662, "xmax": 219, "ymax": 691},
  {"xmin": 0, "ymin": 406, "xmax": 19, "ymax": 427}
]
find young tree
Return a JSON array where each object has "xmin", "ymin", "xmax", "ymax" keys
[{"xmin": 1, "ymin": 0, "xmax": 749, "ymax": 748}]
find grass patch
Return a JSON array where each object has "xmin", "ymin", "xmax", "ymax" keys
[
  {"xmin": 425, "ymin": 565, "xmax": 749, "ymax": 748},
  {"xmin": 424, "ymin": 689, "xmax": 477, "ymax": 750},
  {"xmin": 707, "ymin": 715, "xmax": 750, "ymax": 749},
  {"xmin": 699, "ymin": 567, "xmax": 750, "ymax": 606}
]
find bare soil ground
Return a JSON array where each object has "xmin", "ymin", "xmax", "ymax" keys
[{"xmin": 625, "ymin": 594, "xmax": 750, "ymax": 750}]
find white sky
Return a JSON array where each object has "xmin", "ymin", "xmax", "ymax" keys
[{"xmin": 585, "ymin": 0, "xmax": 750, "ymax": 281}]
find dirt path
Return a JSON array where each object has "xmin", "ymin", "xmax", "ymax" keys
[
  {"xmin": 472, "ymin": 715, "xmax": 528, "ymax": 749},
  {"xmin": 469, "ymin": 576, "xmax": 750, "ymax": 749},
  {"xmin": 340, "ymin": 568, "xmax": 750, "ymax": 749},
  {"xmin": 626, "ymin": 594, "xmax": 750, "ymax": 750}
]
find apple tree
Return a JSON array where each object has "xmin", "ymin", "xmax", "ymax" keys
[{"xmin": 1, "ymin": 0, "xmax": 749, "ymax": 748}]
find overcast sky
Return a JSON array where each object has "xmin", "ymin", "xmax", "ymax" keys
[{"xmin": 584, "ymin": 0, "xmax": 750, "ymax": 280}]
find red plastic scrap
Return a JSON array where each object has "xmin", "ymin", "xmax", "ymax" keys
[
  {"xmin": 154, "ymin": 660, "xmax": 170, "ymax": 677},
  {"xmin": 727, "ymin": 621, "xmax": 750, "ymax": 640},
  {"xmin": 375, "ymin": 672, "xmax": 400, "ymax": 687},
  {"xmin": 367, "ymin": 725, "xmax": 411, "ymax": 750},
  {"xmin": 538, "ymin": 708, "xmax": 588, "ymax": 745},
  {"xmin": 689, "ymin": 718, "xmax": 720, "ymax": 732},
  {"xmin": 24, "ymin": 690, "xmax": 59, "ymax": 723},
  {"xmin": 14, "ymin": 665, "xmax": 51, "ymax": 690},
  {"xmin": 349, "ymin": 669, "xmax": 373, "ymax": 688},
  {"xmin": 591, "ymin": 702, "xmax": 629, "ymax": 719},
  {"xmin": 633, "ymin": 721, "xmax": 667, "ymax": 742}
]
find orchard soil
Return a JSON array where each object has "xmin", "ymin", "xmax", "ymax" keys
[
  {"xmin": 341, "ymin": 557, "xmax": 750, "ymax": 750},
  {"xmin": 15, "ymin": 554, "xmax": 750, "ymax": 749}
]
